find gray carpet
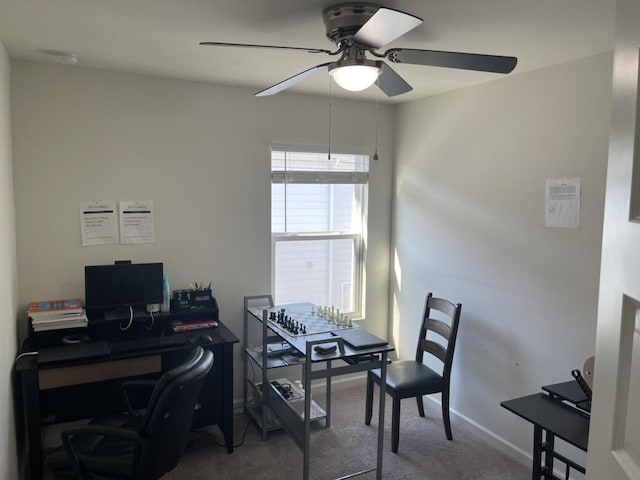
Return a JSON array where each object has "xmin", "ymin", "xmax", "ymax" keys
[{"xmin": 161, "ymin": 383, "xmax": 529, "ymax": 480}]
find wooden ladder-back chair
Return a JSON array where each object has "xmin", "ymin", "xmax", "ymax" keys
[{"xmin": 365, "ymin": 292, "xmax": 462, "ymax": 453}]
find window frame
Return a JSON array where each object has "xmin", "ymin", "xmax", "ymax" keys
[{"xmin": 270, "ymin": 145, "xmax": 369, "ymax": 318}]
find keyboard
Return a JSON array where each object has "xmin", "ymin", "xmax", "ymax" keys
[
  {"xmin": 38, "ymin": 341, "xmax": 111, "ymax": 365},
  {"xmin": 110, "ymin": 335, "xmax": 189, "ymax": 353}
]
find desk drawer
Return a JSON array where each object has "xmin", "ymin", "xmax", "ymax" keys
[{"xmin": 39, "ymin": 356, "xmax": 161, "ymax": 390}]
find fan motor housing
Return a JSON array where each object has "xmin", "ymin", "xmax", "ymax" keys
[{"xmin": 323, "ymin": 2, "xmax": 380, "ymax": 45}]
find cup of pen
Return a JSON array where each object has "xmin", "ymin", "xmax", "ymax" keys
[{"xmin": 191, "ymin": 287, "xmax": 214, "ymax": 309}]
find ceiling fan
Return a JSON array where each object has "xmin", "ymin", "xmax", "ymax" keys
[{"xmin": 200, "ymin": 2, "xmax": 517, "ymax": 97}]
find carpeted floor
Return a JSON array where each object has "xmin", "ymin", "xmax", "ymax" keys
[{"xmin": 159, "ymin": 382, "xmax": 529, "ymax": 480}]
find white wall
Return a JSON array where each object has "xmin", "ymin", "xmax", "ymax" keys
[
  {"xmin": 10, "ymin": 60, "xmax": 394, "ymax": 393},
  {"xmin": 392, "ymin": 54, "xmax": 612, "ymax": 460},
  {"xmin": 0, "ymin": 41, "xmax": 19, "ymax": 480},
  {"xmin": 10, "ymin": 53, "xmax": 613, "ymax": 471}
]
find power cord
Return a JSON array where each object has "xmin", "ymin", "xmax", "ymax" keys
[
  {"xmin": 119, "ymin": 305, "xmax": 134, "ymax": 331},
  {"xmin": 191, "ymin": 413, "xmax": 252, "ymax": 449},
  {"xmin": 13, "ymin": 350, "xmax": 39, "ymax": 370},
  {"xmin": 145, "ymin": 311, "xmax": 155, "ymax": 331},
  {"xmin": 15, "ymin": 351, "xmax": 39, "ymax": 362}
]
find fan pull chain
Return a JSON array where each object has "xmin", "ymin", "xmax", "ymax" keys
[
  {"xmin": 328, "ymin": 76, "xmax": 332, "ymax": 161},
  {"xmin": 373, "ymin": 79, "xmax": 380, "ymax": 161}
]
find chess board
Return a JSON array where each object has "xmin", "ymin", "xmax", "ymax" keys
[{"xmin": 249, "ymin": 303, "xmax": 356, "ymax": 337}]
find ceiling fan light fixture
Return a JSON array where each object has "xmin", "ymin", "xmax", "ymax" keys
[{"xmin": 329, "ymin": 63, "xmax": 381, "ymax": 92}]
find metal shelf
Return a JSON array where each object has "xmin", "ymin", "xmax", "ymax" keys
[
  {"xmin": 245, "ymin": 346, "xmax": 305, "ymax": 369},
  {"xmin": 243, "ymin": 295, "xmax": 392, "ymax": 480}
]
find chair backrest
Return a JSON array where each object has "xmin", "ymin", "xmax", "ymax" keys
[
  {"xmin": 137, "ymin": 346, "xmax": 204, "ymax": 431},
  {"xmin": 136, "ymin": 347, "xmax": 214, "ymax": 480},
  {"xmin": 415, "ymin": 292, "xmax": 462, "ymax": 381}
]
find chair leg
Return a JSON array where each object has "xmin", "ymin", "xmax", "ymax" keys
[
  {"xmin": 416, "ymin": 395, "xmax": 425, "ymax": 417},
  {"xmin": 391, "ymin": 397, "xmax": 401, "ymax": 453},
  {"xmin": 442, "ymin": 390, "xmax": 452, "ymax": 440},
  {"xmin": 365, "ymin": 372, "xmax": 374, "ymax": 425}
]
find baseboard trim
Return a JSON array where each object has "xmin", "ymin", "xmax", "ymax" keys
[
  {"xmin": 233, "ymin": 373, "xmax": 586, "ymax": 478},
  {"xmin": 426, "ymin": 396, "xmax": 532, "ymax": 467},
  {"xmin": 234, "ymin": 374, "xmax": 531, "ymax": 467}
]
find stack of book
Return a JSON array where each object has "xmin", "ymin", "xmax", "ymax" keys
[{"xmin": 28, "ymin": 298, "xmax": 88, "ymax": 332}]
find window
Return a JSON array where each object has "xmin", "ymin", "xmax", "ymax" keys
[{"xmin": 271, "ymin": 146, "xmax": 369, "ymax": 316}]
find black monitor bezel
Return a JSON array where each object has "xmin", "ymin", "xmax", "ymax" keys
[{"xmin": 84, "ymin": 262, "xmax": 163, "ymax": 311}]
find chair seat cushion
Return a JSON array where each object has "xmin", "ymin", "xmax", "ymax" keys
[
  {"xmin": 371, "ymin": 360, "xmax": 445, "ymax": 397},
  {"xmin": 46, "ymin": 419, "xmax": 137, "ymax": 479},
  {"xmin": 91, "ymin": 412, "xmax": 142, "ymax": 430},
  {"xmin": 77, "ymin": 433, "xmax": 136, "ymax": 478},
  {"xmin": 46, "ymin": 448, "xmax": 78, "ymax": 479}
]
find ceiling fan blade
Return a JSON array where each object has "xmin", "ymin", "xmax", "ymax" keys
[
  {"xmin": 353, "ymin": 8, "xmax": 423, "ymax": 49},
  {"xmin": 386, "ymin": 48, "xmax": 517, "ymax": 74},
  {"xmin": 255, "ymin": 62, "xmax": 333, "ymax": 97},
  {"xmin": 377, "ymin": 62, "xmax": 412, "ymax": 97},
  {"xmin": 199, "ymin": 41, "xmax": 332, "ymax": 55}
]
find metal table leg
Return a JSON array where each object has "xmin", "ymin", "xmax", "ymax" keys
[
  {"xmin": 532, "ymin": 425, "xmax": 543, "ymax": 479},
  {"xmin": 376, "ymin": 351, "xmax": 388, "ymax": 479}
]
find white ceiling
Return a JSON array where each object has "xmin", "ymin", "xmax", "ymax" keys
[{"xmin": 0, "ymin": 0, "xmax": 616, "ymax": 103}]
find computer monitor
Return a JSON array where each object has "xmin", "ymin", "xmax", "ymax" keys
[{"xmin": 84, "ymin": 262, "xmax": 163, "ymax": 312}]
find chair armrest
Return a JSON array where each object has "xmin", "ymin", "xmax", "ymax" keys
[
  {"xmin": 120, "ymin": 380, "xmax": 158, "ymax": 416},
  {"xmin": 61, "ymin": 425, "xmax": 141, "ymax": 479},
  {"xmin": 62, "ymin": 424, "xmax": 140, "ymax": 441}
]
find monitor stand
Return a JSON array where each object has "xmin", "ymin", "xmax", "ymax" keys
[{"xmin": 104, "ymin": 307, "xmax": 133, "ymax": 323}]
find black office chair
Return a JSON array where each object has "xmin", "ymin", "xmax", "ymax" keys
[
  {"xmin": 47, "ymin": 346, "xmax": 214, "ymax": 479},
  {"xmin": 108, "ymin": 346, "xmax": 205, "ymax": 428},
  {"xmin": 365, "ymin": 292, "xmax": 462, "ymax": 453}
]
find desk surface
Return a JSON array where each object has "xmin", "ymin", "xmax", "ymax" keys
[
  {"xmin": 23, "ymin": 322, "xmax": 238, "ymax": 368},
  {"xmin": 501, "ymin": 392, "xmax": 590, "ymax": 451}
]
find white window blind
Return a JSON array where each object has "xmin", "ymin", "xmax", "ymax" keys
[{"xmin": 271, "ymin": 147, "xmax": 369, "ymax": 315}]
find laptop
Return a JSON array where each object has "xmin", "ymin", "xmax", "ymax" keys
[{"xmin": 331, "ymin": 328, "xmax": 388, "ymax": 350}]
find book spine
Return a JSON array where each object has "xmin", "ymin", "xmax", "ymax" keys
[
  {"xmin": 171, "ymin": 320, "xmax": 218, "ymax": 332},
  {"xmin": 28, "ymin": 298, "xmax": 83, "ymax": 314}
]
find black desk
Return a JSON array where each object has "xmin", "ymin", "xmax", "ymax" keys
[
  {"xmin": 501, "ymin": 381, "xmax": 590, "ymax": 480},
  {"xmin": 14, "ymin": 319, "xmax": 238, "ymax": 480}
]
